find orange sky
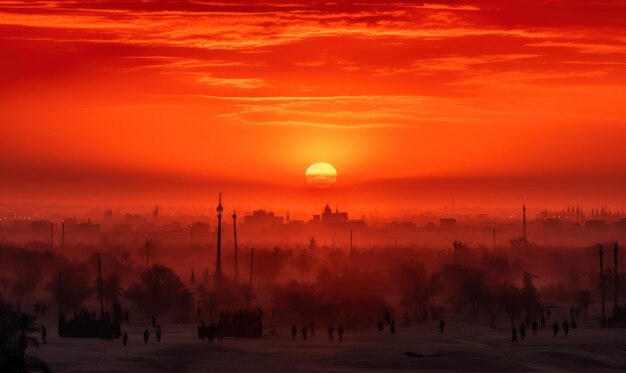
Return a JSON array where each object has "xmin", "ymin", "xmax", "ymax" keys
[{"xmin": 2, "ymin": 1, "xmax": 626, "ymax": 210}]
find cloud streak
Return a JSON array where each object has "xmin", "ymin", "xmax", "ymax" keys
[{"xmin": 1, "ymin": 0, "xmax": 626, "ymax": 198}]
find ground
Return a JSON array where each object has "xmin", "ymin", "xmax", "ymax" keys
[{"xmin": 31, "ymin": 319, "xmax": 626, "ymax": 372}]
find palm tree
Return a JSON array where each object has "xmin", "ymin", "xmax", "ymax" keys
[
  {"xmin": 0, "ymin": 300, "xmax": 50, "ymax": 373},
  {"xmin": 15, "ymin": 313, "xmax": 41, "ymax": 356}
]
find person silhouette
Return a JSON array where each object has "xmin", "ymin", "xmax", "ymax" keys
[
  {"xmin": 438, "ymin": 320, "xmax": 445, "ymax": 335},
  {"xmin": 520, "ymin": 322, "xmax": 526, "ymax": 340},
  {"xmin": 301, "ymin": 325, "xmax": 308, "ymax": 340},
  {"xmin": 512, "ymin": 327, "xmax": 517, "ymax": 342},
  {"xmin": 151, "ymin": 314, "xmax": 157, "ymax": 329},
  {"xmin": 337, "ymin": 325, "xmax": 344, "ymax": 343},
  {"xmin": 123, "ymin": 332, "xmax": 128, "ymax": 346},
  {"xmin": 552, "ymin": 322, "xmax": 559, "ymax": 337},
  {"xmin": 328, "ymin": 325, "xmax": 334, "ymax": 341},
  {"xmin": 41, "ymin": 325, "xmax": 47, "ymax": 344},
  {"xmin": 217, "ymin": 323, "xmax": 224, "ymax": 343},
  {"xmin": 143, "ymin": 329, "xmax": 150, "ymax": 344},
  {"xmin": 562, "ymin": 320, "xmax": 569, "ymax": 336},
  {"xmin": 155, "ymin": 325, "xmax": 162, "ymax": 342},
  {"xmin": 390, "ymin": 320, "xmax": 396, "ymax": 334},
  {"xmin": 384, "ymin": 309, "xmax": 391, "ymax": 325},
  {"xmin": 378, "ymin": 318, "xmax": 384, "ymax": 332},
  {"xmin": 291, "ymin": 325, "xmax": 297, "ymax": 340},
  {"xmin": 209, "ymin": 323, "xmax": 216, "ymax": 343},
  {"xmin": 310, "ymin": 321, "xmax": 316, "ymax": 338},
  {"xmin": 531, "ymin": 319, "xmax": 538, "ymax": 335},
  {"xmin": 540, "ymin": 314, "xmax": 546, "ymax": 329}
]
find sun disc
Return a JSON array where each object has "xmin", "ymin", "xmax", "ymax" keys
[{"xmin": 305, "ymin": 162, "xmax": 337, "ymax": 186}]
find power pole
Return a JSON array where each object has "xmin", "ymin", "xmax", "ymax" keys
[
  {"xmin": 614, "ymin": 242, "xmax": 619, "ymax": 315},
  {"xmin": 249, "ymin": 247, "xmax": 254, "ymax": 288},
  {"xmin": 523, "ymin": 204, "xmax": 527, "ymax": 247},
  {"xmin": 50, "ymin": 220, "xmax": 54, "ymax": 250},
  {"xmin": 215, "ymin": 193, "xmax": 223, "ymax": 280},
  {"xmin": 61, "ymin": 221, "xmax": 65, "ymax": 255},
  {"xmin": 350, "ymin": 229, "xmax": 353, "ymax": 256},
  {"xmin": 144, "ymin": 239, "xmax": 152, "ymax": 267},
  {"xmin": 97, "ymin": 253, "xmax": 104, "ymax": 318},
  {"xmin": 599, "ymin": 245, "xmax": 606, "ymax": 327},
  {"xmin": 233, "ymin": 210, "xmax": 238, "ymax": 283},
  {"xmin": 58, "ymin": 271, "xmax": 63, "ymax": 317}
]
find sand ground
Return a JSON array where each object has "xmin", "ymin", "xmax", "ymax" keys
[{"xmin": 30, "ymin": 318, "xmax": 626, "ymax": 372}]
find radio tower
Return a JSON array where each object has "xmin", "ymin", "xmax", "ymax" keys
[{"xmin": 523, "ymin": 204, "xmax": 527, "ymax": 246}]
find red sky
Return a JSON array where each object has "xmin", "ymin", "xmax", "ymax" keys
[{"xmin": 1, "ymin": 1, "xmax": 626, "ymax": 211}]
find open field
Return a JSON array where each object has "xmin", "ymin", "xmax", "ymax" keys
[{"xmin": 30, "ymin": 318, "xmax": 626, "ymax": 372}]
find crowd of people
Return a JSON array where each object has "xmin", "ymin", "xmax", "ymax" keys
[{"xmin": 512, "ymin": 307, "xmax": 578, "ymax": 342}]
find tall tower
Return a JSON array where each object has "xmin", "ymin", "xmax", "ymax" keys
[
  {"xmin": 233, "ymin": 210, "xmax": 238, "ymax": 283},
  {"xmin": 599, "ymin": 245, "xmax": 606, "ymax": 326},
  {"xmin": 614, "ymin": 242, "xmax": 619, "ymax": 315},
  {"xmin": 522, "ymin": 204, "xmax": 527, "ymax": 244},
  {"xmin": 215, "ymin": 193, "xmax": 223, "ymax": 280},
  {"xmin": 350, "ymin": 229, "xmax": 353, "ymax": 256},
  {"xmin": 50, "ymin": 221, "xmax": 54, "ymax": 250},
  {"xmin": 97, "ymin": 253, "xmax": 104, "ymax": 318},
  {"xmin": 61, "ymin": 221, "xmax": 65, "ymax": 255}
]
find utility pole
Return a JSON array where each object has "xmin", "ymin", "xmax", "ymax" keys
[
  {"xmin": 58, "ymin": 271, "xmax": 63, "ymax": 317},
  {"xmin": 144, "ymin": 239, "xmax": 152, "ymax": 267},
  {"xmin": 61, "ymin": 221, "xmax": 65, "ymax": 255},
  {"xmin": 215, "ymin": 193, "xmax": 223, "ymax": 280},
  {"xmin": 599, "ymin": 245, "xmax": 606, "ymax": 327},
  {"xmin": 249, "ymin": 247, "xmax": 254, "ymax": 288},
  {"xmin": 350, "ymin": 229, "xmax": 353, "ymax": 256},
  {"xmin": 97, "ymin": 253, "xmax": 104, "ymax": 318},
  {"xmin": 233, "ymin": 210, "xmax": 239, "ymax": 283},
  {"xmin": 523, "ymin": 204, "xmax": 527, "ymax": 247},
  {"xmin": 614, "ymin": 242, "xmax": 619, "ymax": 315}
]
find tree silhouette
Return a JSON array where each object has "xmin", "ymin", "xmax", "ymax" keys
[
  {"xmin": 15, "ymin": 313, "xmax": 40, "ymax": 356},
  {"xmin": 0, "ymin": 298, "xmax": 50, "ymax": 373},
  {"xmin": 141, "ymin": 239, "xmax": 154, "ymax": 267},
  {"xmin": 125, "ymin": 265, "xmax": 190, "ymax": 317},
  {"xmin": 47, "ymin": 264, "xmax": 92, "ymax": 312}
]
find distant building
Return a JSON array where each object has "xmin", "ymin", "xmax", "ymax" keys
[
  {"xmin": 585, "ymin": 219, "xmax": 606, "ymax": 232},
  {"xmin": 321, "ymin": 204, "xmax": 348, "ymax": 224},
  {"xmin": 66, "ymin": 219, "xmax": 100, "ymax": 242},
  {"xmin": 243, "ymin": 210, "xmax": 284, "ymax": 229},
  {"xmin": 314, "ymin": 204, "xmax": 365, "ymax": 228},
  {"xmin": 124, "ymin": 213, "xmax": 142, "ymax": 223},
  {"xmin": 614, "ymin": 219, "xmax": 626, "ymax": 232},
  {"xmin": 440, "ymin": 218, "xmax": 457, "ymax": 228},
  {"xmin": 192, "ymin": 221, "xmax": 210, "ymax": 230}
]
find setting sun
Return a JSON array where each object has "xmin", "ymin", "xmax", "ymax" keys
[{"xmin": 305, "ymin": 162, "xmax": 337, "ymax": 187}]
